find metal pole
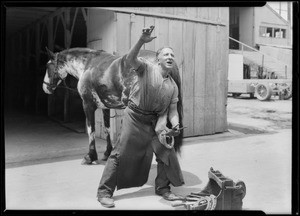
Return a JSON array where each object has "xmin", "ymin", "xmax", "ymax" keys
[{"xmin": 285, "ymin": 65, "xmax": 287, "ymax": 79}]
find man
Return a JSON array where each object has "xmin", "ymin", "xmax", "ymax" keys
[{"xmin": 97, "ymin": 26, "xmax": 184, "ymax": 208}]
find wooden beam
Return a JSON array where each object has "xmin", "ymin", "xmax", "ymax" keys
[
  {"xmin": 63, "ymin": 8, "xmax": 71, "ymax": 122},
  {"xmin": 53, "ymin": 16, "xmax": 60, "ymax": 43},
  {"xmin": 47, "ymin": 17, "xmax": 55, "ymax": 117},
  {"xmin": 25, "ymin": 29, "xmax": 30, "ymax": 70},
  {"xmin": 35, "ymin": 23, "xmax": 41, "ymax": 114},
  {"xmin": 18, "ymin": 33, "xmax": 24, "ymax": 108},
  {"xmin": 91, "ymin": 7, "xmax": 227, "ymax": 26},
  {"xmin": 81, "ymin": 7, "xmax": 87, "ymax": 22},
  {"xmin": 24, "ymin": 28, "xmax": 30, "ymax": 110},
  {"xmin": 59, "ymin": 13, "xmax": 67, "ymax": 32},
  {"xmin": 9, "ymin": 7, "xmax": 67, "ymax": 38},
  {"xmin": 70, "ymin": 8, "xmax": 79, "ymax": 40},
  {"xmin": 40, "ymin": 21, "xmax": 47, "ymax": 45}
]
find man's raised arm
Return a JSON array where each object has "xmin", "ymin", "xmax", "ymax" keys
[{"xmin": 126, "ymin": 26, "xmax": 156, "ymax": 70}]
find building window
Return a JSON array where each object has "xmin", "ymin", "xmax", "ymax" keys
[
  {"xmin": 259, "ymin": 26, "xmax": 286, "ymax": 38},
  {"xmin": 274, "ymin": 28, "xmax": 286, "ymax": 38},
  {"xmin": 282, "ymin": 29, "xmax": 286, "ymax": 38},
  {"xmin": 266, "ymin": 27, "xmax": 273, "ymax": 37},
  {"xmin": 259, "ymin": 26, "xmax": 267, "ymax": 37},
  {"xmin": 268, "ymin": 2, "xmax": 289, "ymax": 21}
]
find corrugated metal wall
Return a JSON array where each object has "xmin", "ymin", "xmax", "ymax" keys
[{"xmin": 87, "ymin": 7, "xmax": 229, "ymax": 139}]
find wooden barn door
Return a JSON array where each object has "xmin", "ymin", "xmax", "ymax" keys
[{"xmin": 182, "ymin": 9, "xmax": 229, "ymax": 136}]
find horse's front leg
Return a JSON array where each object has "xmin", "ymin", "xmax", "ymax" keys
[{"xmin": 81, "ymin": 102, "xmax": 99, "ymax": 165}]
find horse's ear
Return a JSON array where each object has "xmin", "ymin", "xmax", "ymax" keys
[{"xmin": 45, "ymin": 47, "xmax": 55, "ymax": 59}]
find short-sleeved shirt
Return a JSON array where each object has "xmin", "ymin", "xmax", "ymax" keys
[{"xmin": 129, "ymin": 58, "xmax": 179, "ymax": 115}]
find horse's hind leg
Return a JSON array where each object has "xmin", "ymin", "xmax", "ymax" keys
[
  {"xmin": 101, "ymin": 109, "xmax": 113, "ymax": 161},
  {"xmin": 81, "ymin": 101, "xmax": 99, "ymax": 165}
]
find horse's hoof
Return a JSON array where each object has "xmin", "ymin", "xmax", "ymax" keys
[
  {"xmin": 81, "ymin": 159, "xmax": 91, "ymax": 165},
  {"xmin": 94, "ymin": 160, "xmax": 101, "ymax": 164},
  {"xmin": 81, "ymin": 156, "xmax": 92, "ymax": 165}
]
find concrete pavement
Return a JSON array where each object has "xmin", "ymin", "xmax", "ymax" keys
[{"xmin": 5, "ymin": 128, "xmax": 292, "ymax": 213}]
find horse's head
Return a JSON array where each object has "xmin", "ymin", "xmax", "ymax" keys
[{"xmin": 42, "ymin": 47, "xmax": 65, "ymax": 94}]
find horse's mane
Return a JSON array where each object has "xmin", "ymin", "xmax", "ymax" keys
[
  {"xmin": 60, "ymin": 47, "xmax": 99, "ymax": 55},
  {"xmin": 59, "ymin": 48, "xmax": 117, "ymax": 61}
]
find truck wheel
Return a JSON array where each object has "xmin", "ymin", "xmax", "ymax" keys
[
  {"xmin": 281, "ymin": 84, "xmax": 292, "ymax": 100},
  {"xmin": 232, "ymin": 93, "xmax": 241, "ymax": 98},
  {"xmin": 255, "ymin": 83, "xmax": 273, "ymax": 101}
]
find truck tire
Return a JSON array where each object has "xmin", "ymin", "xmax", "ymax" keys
[
  {"xmin": 235, "ymin": 180, "xmax": 246, "ymax": 199},
  {"xmin": 281, "ymin": 84, "xmax": 292, "ymax": 100},
  {"xmin": 255, "ymin": 83, "xmax": 273, "ymax": 101}
]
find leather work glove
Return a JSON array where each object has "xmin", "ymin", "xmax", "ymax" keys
[{"xmin": 158, "ymin": 129, "xmax": 174, "ymax": 149}]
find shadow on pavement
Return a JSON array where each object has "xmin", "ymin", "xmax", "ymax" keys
[{"xmin": 114, "ymin": 164, "xmax": 202, "ymax": 201}]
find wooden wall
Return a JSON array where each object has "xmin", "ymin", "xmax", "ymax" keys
[{"xmin": 87, "ymin": 7, "xmax": 229, "ymax": 139}]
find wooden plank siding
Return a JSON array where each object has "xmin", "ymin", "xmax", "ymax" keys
[
  {"xmin": 216, "ymin": 8, "xmax": 229, "ymax": 133},
  {"xmin": 109, "ymin": 12, "xmax": 131, "ymax": 143},
  {"xmin": 154, "ymin": 18, "xmax": 170, "ymax": 51},
  {"xmin": 204, "ymin": 25, "xmax": 217, "ymax": 135},
  {"xmin": 130, "ymin": 14, "xmax": 144, "ymax": 49},
  {"xmin": 194, "ymin": 24, "xmax": 207, "ymax": 135},
  {"xmin": 168, "ymin": 20, "xmax": 183, "ymax": 83},
  {"xmin": 144, "ymin": 16, "xmax": 155, "ymax": 51},
  {"xmin": 214, "ymin": 25, "xmax": 224, "ymax": 133},
  {"xmin": 87, "ymin": 8, "xmax": 229, "ymax": 139},
  {"xmin": 182, "ymin": 21, "xmax": 196, "ymax": 137}
]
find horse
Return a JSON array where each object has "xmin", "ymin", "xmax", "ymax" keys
[{"xmin": 42, "ymin": 47, "xmax": 183, "ymax": 165}]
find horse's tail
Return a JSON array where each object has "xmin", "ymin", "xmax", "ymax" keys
[{"xmin": 169, "ymin": 63, "xmax": 183, "ymax": 154}]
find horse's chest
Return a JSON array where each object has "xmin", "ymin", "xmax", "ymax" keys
[{"xmin": 77, "ymin": 73, "xmax": 106, "ymax": 109}]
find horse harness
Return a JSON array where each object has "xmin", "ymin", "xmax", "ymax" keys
[{"xmin": 43, "ymin": 52, "xmax": 78, "ymax": 94}]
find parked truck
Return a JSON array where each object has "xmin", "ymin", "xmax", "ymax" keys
[{"xmin": 227, "ymin": 54, "xmax": 292, "ymax": 101}]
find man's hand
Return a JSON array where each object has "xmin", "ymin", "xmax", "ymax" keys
[
  {"xmin": 172, "ymin": 124, "xmax": 181, "ymax": 137},
  {"xmin": 165, "ymin": 125, "xmax": 186, "ymax": 137},
  {"xmin": 140, "ymin": 26, "xmax": 157, "ymax": 43}
]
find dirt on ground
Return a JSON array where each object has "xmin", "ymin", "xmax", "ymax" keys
[{"xmin": 227, "ymin": 94, "xmax": 292, "ymax": 131}]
